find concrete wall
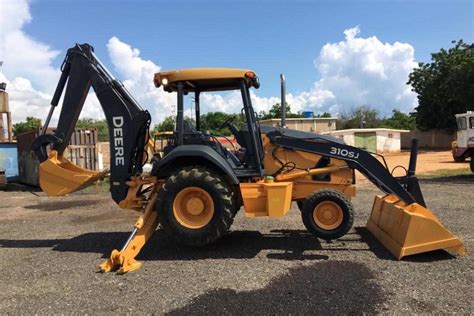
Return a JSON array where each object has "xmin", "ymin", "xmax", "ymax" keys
[
  {"xmin": 376, "ymin": 130, "xmax": 402, "ymax": 153},
  {"xmin": 260, "ymin": 118, "xmax": 337, "ymax": 133},
  {"xmin": 339, "ymin": 133, "xmax": 354, "ymax": 146},
  {"xmin": 401, "ymin": 129, "xmax": 455, "ymax": 149},
  {"xmin": 327, "ymin": 130, "xmax": 402, "ymax": 153}
]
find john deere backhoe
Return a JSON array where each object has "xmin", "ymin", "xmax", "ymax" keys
[{"xmin": 33, "ymin": 44, "xmax": 465, "ymax": 274}]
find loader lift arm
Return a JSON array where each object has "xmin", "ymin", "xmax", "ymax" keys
[
  {"xmin": 32, "ymin": 43, "xmax": 151, "ymax": 204},
  {"xmin": 268, "ymin": 131, "xmax": 426, "ymax": 207}
]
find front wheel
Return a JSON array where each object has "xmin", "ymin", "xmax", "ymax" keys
[
  {"xmin": 301, "ymin": 189, "xmax": 354, "ymax": 240},
  {"xmin": 470, "ymin": 157, "xmax": 474, "ymax": 173}
]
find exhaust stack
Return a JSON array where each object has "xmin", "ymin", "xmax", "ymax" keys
[{"xmin": 280, "ymin": 74, "xmax": 286, "ymax": 128}]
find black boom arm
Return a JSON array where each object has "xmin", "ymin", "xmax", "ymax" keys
[
  {"xmin": 268, "ymin": 131, "xmax": 426, "ymax": 206},
  {"xmin": 33, "ymin": 44, "xmax": 151, "ymax": 203}
]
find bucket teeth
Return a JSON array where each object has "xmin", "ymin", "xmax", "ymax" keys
[{"xmin": 367, "ymin": 195, "xmax": 466, "ymax": 259}]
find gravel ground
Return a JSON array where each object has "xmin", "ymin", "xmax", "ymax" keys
[{"xmin": 0, "ymin": 175, "xmax": 472, "ymax": 314}]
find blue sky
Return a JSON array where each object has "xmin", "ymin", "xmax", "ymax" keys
[
  {"xmin": 0, "ymin": 0, "xmax": 472, "ymax": 122},
  {"xmin": 25, "ymin": 0, "xmax": 473, "ymax": 96}
]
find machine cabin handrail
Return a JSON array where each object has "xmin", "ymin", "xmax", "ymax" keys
[
  {"xmin": 33, "ymin": 43, "xmax": 151, "ymax": 203},
  {"xmin": 268, "ymin": 131, "xmax": 425, "ymax": 206}
]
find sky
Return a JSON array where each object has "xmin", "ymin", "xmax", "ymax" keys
[{"xmin": 0, "ymin": 0, "xmax": 472, "ymax": 124}]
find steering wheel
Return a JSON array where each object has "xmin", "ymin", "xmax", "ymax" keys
[{"xmin": 218, "ymin": 116, "xmax": 236, "ymax": 130}]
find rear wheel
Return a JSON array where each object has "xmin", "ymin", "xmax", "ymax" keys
[
  {"xmin": 157, "ymin": 166, "xmax": 236, "ymax": 246},
  {"xmin": 301, "ymin": 189, "xmax": 354, "ymax": 240}
]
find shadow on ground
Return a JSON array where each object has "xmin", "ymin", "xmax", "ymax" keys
[
  {"xmin": 168, "ymin": 261, "xmax": 386, "ymax": 315},
  {"xmin": 0, "ymin": 229, "xmax": 328, "ymax": 261},
  {"xmin": 419, "ymin": 174, "xmax": 473, "ymax": 184},
  {"xmin": 24, "ymin": 200, "xmax": 98, "ymax": 212},
  {"xmin": 0, "ymin": 227, "xmax": 455, "ymax": 262}
]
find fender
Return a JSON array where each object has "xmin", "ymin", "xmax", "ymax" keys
[{"xmin": 152, "ymin": 144, "xmax": 239, "ymax": 185}]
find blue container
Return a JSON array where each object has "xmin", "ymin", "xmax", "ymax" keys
[
  {"xmin": 302, "ymin": 111, "xmax": 314, "ymax": 118},
  {"xmin": 0, "ymin": 143, "xmax": 19, "ymax": 180}
]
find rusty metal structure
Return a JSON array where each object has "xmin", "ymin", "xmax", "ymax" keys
[{"xmin": 0, "ymin": 83, "xmax": 13, "ymax": 143}]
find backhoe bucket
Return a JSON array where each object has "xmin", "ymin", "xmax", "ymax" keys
[
  {"xmin": 39, "ymin": 150, "xmax": 108, "ymax": 196},
  {"xmin": 367, "ymin": 195, "xmax": 466, "ymax": 260}
]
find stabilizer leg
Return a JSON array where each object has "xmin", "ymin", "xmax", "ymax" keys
[{"xmin": 99, "ymin": 191, "xmax": 159, "ymax": 274}]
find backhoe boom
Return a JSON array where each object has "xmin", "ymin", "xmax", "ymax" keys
[{"xmin": 33, "ymin": 44, "xmax": 151, "ymax": 203}]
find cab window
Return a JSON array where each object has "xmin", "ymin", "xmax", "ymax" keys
[
  {"xmin": 457, "ymin": 117, "xmax": 467, "ymax": 130},
  {"xmin": 470, "ymin": 117, "xmax": 474, "ymax": 129}
]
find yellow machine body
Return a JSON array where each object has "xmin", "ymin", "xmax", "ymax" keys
[
  {"xmin": 261, "ymin": 134, "xmax": 356, "ymax": 201},
  {"xmin": 367, "ymin": 195, "xmax": 466, "ymax": 259},
  {"xmin": 39, "ymin": 150, "xmax": 108, "ymax": 196},
  {"xmin": 240, "ymin": 180, "xmax": 293, "ymax": 217}
]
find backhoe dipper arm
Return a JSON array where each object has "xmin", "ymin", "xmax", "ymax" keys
[
  {"xmin": 33, "ymin": 43, "xmax": 151, "ymax": 203},
  {"xmin": 268, "ymin": 131, "xmax": 425, "ymax": 206}
]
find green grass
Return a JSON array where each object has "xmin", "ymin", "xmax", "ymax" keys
[{"xmin": 418, "ymin": 168, "xmax": 473, "ymax": 179}]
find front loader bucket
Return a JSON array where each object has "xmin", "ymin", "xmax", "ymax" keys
[
  {"xmin": 367, "ymin": 195, "xmax": 466, "ymax": 260},
  {"xmin": 39, "ymin": 150, "xmax": 109, "ymax": 196}
]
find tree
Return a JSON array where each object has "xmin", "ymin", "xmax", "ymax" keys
[
  {"xmin": 76, "ymin": 118, "xmax": 109, "ymax": 141},
  {"xmin": 408, "ymin": 40, "xmax": 474, "ymax": 131},
  {"xmin": 154, "ymin": 115, "xmax": 175, "ymax": 132},
  {"xmin": 337, "ymin": 106, "xmax": 381, "ymax": 129},
  {"xmin": 201, "ymin": 112, "xmax": 242, "ymax": 136},
  {"xmin": 380, "ymin": 110, "xmax": 416, "ymax": 130},
  {"xmin": 13, "ymin": 117, "xmax": 41, "ymax": 136},
  {"xmin": 316, "ymin": 112, "xmax": 332, "ymax": 118},
  {"xmin": 259, "ymin": 103, "xmax": 304, "ymax": 120}
]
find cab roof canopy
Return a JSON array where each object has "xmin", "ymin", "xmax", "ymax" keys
[{"xmin": 154, "ymin": 68, "xmax": 258, "ymax": 93}]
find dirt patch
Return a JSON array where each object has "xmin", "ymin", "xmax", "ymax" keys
[{"xmin": 356, "ymin": 150, "xmax": 470, "ymax": 181}]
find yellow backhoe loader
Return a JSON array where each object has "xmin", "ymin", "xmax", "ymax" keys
[{"xmin": 32, "ymin": 44, "xmax": 465, "ymax": 274}]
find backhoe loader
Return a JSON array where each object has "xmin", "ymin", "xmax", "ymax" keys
[{"xmin": 33, "ymin": 44, "xmax": 465, "ymax": 274}]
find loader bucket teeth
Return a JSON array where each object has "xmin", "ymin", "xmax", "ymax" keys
[
  {"xmin": 39, "ymin": 150, "xmax": 108, "ymax": 196},
  {"xmin": 367, "ymin": 195, "xmax": 466, "ymax": 259}
]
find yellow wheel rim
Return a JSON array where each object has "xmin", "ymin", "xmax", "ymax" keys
[
  {"xmin": 313, "ymin": 201, "xmax": 343, "ymax": 230},
  {"xmin": 173, "ymin": 187, "xmax": 214, "ymax": 229}
]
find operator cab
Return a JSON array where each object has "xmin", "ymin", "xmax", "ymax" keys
[{"xmin": 154, "ymin": 68, "xmax": 264, "ymax": 177}]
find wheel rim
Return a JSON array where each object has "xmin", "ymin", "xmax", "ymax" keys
[
  {"xmin": 313, "ymin": 201, "xmax": 343, "ymax": 230},
  {"xmin": 173, "ymin": 187, "xmax": 214, "ymax": 229}
]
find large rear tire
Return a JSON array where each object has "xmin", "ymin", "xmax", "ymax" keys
[
  {"xmin": 301, "ymin": 189, "xmax": 354, "ymax": 240},
  {"xmin": 156, "ymin": 166, "xmax": 236, "ymax": 247}
]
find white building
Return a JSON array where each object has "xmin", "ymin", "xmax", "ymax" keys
[
  {"xmin": 324, "ymin": 128, "xmax": 409, "ymax": 153},
  {"xmin": 259, "ymin": 117, "xmax": 337, "ymax": 133}
]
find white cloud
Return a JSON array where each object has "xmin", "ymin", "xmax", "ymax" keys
[
  {"xmin": 104, "ymin": 27, "xmax": 417, "ymax": 121},
  {"xmin": 0, "ymin": 0, "xmax": 59, "ymax": 123},
  {"xmin": 1, "ymin": 0, "xmax": 416, "ymax": 126},
  {"xmin": 309, "ymin": 26, "xmax": 417, "ymax": 115},
  {"xmin": 0, "ymin": 0, "xmax": 59, "ymax": 92},
  {"xmin": 106, "ymin": 37, "xmax": 176, "ymax": 122},
  {"xmin": 248, "ymin": 26, "xmax": 417, "ymax": 116}
]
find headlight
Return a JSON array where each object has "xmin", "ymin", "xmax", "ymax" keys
[{"xmin": 162, "ymin": 78, "xmax": 168, "ymax": 85}]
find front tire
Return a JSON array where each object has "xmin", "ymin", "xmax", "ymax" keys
[
  {"xmin": 301, "ymin": 189, "xmax": 354, "ymax": 240},
  {"xmin": 156, "ymin": 166, "xmax": 236, "ymax": 247},
  {"xmin": 470, "ymin": 157, "xmax": 474, "ymax": 173}
]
